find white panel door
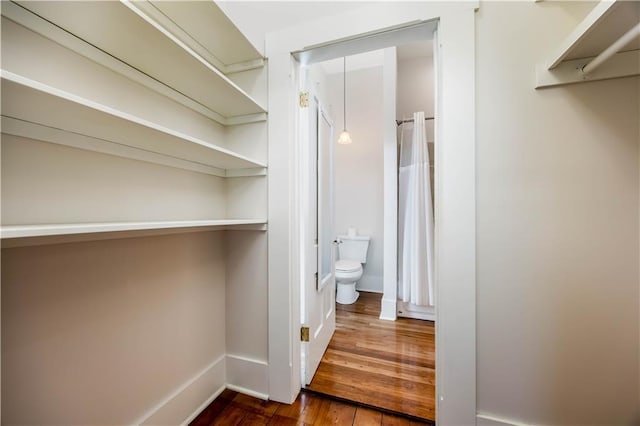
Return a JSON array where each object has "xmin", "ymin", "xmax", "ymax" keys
[{"xmin": 302, "ymin": 86, "xmax": 336, "ymax": 386}]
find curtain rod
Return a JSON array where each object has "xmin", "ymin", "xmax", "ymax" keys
[{"xmin": 396, "ymin": 117, "xmax": 435, "ymax": 126}]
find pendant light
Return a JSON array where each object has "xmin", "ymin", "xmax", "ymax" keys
[{"xmin": 337, "ymin": 56, "xmax": 352, "ymax": 144}]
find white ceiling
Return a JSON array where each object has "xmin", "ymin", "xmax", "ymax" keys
[
  {"xmin": 217, "ymin": 1, "xmax": 377, "ymax": 54},
  {"xmin": 219, "ymin": 1, "xmax": 434, "ymax": 73}
]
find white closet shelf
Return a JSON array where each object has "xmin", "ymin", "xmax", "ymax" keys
[
  {"xmin": 1, "ymin": 219, "xmax": 268, "ymax": 239},
  {"xmin": 1, "ymin": 71, "xmax": 266, "ymax": 177},
  {"xmin": 536, "ymin": 0, "xmax": 640, "ymax": 88},
  {"xmin": 1, "ymin": 219, "xmax": 268, "ymax": 247},
  {"xmin": 128, "ymin": 0, "xmax": 264, "ymax": 74},
  {"xmin": 7, "ymin": 1, "xmax": 266, "ymax": 125}
]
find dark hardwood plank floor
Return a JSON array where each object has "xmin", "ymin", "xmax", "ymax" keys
[
  {"xmin": 305, "ymin": 292, "xmax": 435, "ymax": 422},
  {"xmin": 190, "ymin": 389, "xmax": 426, "ymax": 425}
]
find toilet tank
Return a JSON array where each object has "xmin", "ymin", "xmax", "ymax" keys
[{"xmin": 338, "ymin": 235, "xmax": 370, "ymax": 263}]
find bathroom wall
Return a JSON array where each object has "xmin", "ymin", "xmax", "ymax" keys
[
  {"xmin": 396, "ymin": 47, "xmax": 435, "ymax": 202},
  {"xmin": 328, "ymin": 65, "xmax": 385, "ymax": 293}
]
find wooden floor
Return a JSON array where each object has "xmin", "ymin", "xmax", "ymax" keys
[
  {"xmin": 306, "ymin": 292, "xmax": 435, "ymax": 422},
  {"xmin": 190, "ymin": 388, "xmax": 426, "ymax": 425}
]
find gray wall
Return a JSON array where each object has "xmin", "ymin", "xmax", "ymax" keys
[
  {"xmin": 2, "ymin": 233, "xmax": 226, "ymax": 425},
  {"xmin": 476, "ymin": 2, "xmax": 639, "ymax": 423}
]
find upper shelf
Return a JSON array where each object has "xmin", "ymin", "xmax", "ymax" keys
[
  {"xmin": 1, "ymin": 70, "xmax": 266, "ymax": 177},
  {"xmin": 6, "ymin": 1, "xmax": 266, "ymax": 125},
  {"xmin": 1, "ymin": 219, "xmax": 268, "ymax": 248},
  {"xmin": 536, "ymin": 0, "xmax": 640, "ymax": 88},
  {"xmin": 129, "ymin": 0, "xmax": 264, "ymax": 74}
]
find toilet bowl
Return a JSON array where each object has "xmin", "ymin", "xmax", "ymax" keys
[
  {"xmin": 335, "ymin": 233, "xmax": 370, "ymax": 305},
  {"xmin": 335, "ymin": 259, "xmax": 363, "ymax": 304}
]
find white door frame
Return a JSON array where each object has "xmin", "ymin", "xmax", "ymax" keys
[{"xmin": 266, "ymin": 3, "xmax": 478, "ymax": 424}]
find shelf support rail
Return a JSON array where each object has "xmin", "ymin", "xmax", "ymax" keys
[{"xmin": 582, "ymin": 22, "xmax": 640, "ymax": 75}]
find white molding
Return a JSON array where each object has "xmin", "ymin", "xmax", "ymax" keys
[
  {"xmin": 544, "ymin": 0, "xmax": 618, "ymax": 70},
  {"xmin": 2, "ymin": 1, "xmax": 265, "ymax": 126},
  {"xmin": 477, "ymin": 413, "xmax": 531, "ymax": 426},
  {"xmin": 379, "ymin": 297, "xmax": 398, "ymax": 321},
  {"xmin": 135, "ymin": 354, "xmax": 226, "ymax": 426},
  {"xmin": 382, "ymin": 46, "xmax": 399, "ymax": 324},
  {"xmin": 536, "ymin": 49, "xmax": 640, "ymax": 89},
  {"xmin": 434, "ymin": 10, "xmax": 477, "ymax": 425},
  {"xmin": 180, "ymin": 387, "xmax": 226, "ymax": 426},
  {"xmin": 355, "ymin": 286, "xmax": 383, "ymax": 294},
  {"xmin": 397, "ymin": 301, "xmax": 435, "ymax": 321},
  {"xmin": 225, "ymin": 384, "xmax": 269, "ymax": 401},
  {"xmin": 226, "ymin": 355, "xmax": 269, "ymax": 398}
]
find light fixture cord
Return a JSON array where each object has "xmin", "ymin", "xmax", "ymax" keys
[{"xmin": 343, "ymin": 56, "xmax": 346, "ymax": 131}]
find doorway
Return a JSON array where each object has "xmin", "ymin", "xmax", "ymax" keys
[
  {"xmin": 299, "ymin": 39, "xmax": 437, "ymax": 422},
  {"xmin": 266, "ymin": 6, "xmax": 477, "ymax": 423}
]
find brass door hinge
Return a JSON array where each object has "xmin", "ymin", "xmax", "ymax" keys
[
  {"xmin": 299, "ymin": 91, "xmax": 309, "ymax": 108},
  {"xmin": 301, "ymin": 326, "xmax": 310, "ymax": 342}
]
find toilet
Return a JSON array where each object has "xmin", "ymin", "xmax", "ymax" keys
[{"xmin": 335, "ymin": 232, "xmax": 370, "ymax": 304}]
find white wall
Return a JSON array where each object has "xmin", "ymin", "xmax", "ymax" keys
[
  {"xmin": 1, "ymin": 135, "xmax": 227, "ymax": 224},
  {"xmin": 397, "ymin": 52, "xmax": 436, "ymax": 215},
  {"xmin": 397, "ymin": 53, "xmax": 435, "ymax": 140},
  {"xmin": 328, "ymin": 66, "xmax": 385, "ymax": 293},
  {"xmin": 397, "ymin": 53, "xmax": 435, "ymax": 158},
  {"xmin": 1, "ymin": 233, "xmax": 227, "ymax": 425},
  {"xmin": 476, "ymin": 2, "xmax": 639, "ymax": 424}
]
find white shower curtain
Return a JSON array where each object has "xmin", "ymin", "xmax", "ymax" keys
[{"xmin": 398, "ymin": 111, "xmax": 435, "ymax": 307}]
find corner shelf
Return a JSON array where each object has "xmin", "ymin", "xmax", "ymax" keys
[
  {"xmin": 1, "ymin": 71, "xmax": 266, "ymax": 178},
  {"xmin": 1, "ymin": 219, "xmax": 268, "ymax": 248},
  {"xmin": 536, "ymin": 0, "xmax": 640, "ymax": 88},
  {"xmin": 6, "ymin": 0, "xmax": 266, "ymax": 125}
]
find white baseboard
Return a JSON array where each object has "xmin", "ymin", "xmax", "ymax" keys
[
  {"xmin": 226, "ymin": 354, "xmax": 269, "ymax": 399},
  {"xmin": 181, "ymin": 386, "xmax": 226, "ymax": 426},
  {"xmin": 397, "ymin": 301, "xmax": 435, "ymax": 321},
  {"xmin": 356, "ymin": 274, "xmax": 383, "ymax": 293},
  {"xmin": 379, "ymin": 297, "xmax": 397, "ymax": 321},
  {"xmin": 477, "ymin": 413, "xmax": 531, "ymax": 426},
  {"xmin": 355, "ymin": 286, "xmax": 383, "ymax": 294},
  {"xmin": 226, "ymin": 384, "xmax": 269, "ymax": 401},
  {"xmin": 136, "ymin": 354, "xmax": 226, "ymax": 426}
]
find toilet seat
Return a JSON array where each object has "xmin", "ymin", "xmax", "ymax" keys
[{"xmin": 336, "ymin": 259, "xmax": 361, "ymax": 273}]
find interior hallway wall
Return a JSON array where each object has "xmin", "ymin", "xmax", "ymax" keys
[
  {"xmin": 476, "ymin": 2, "xmax": 640, "ymax": 424},
  {"xmin": 329, "ymin": 65, "xmax": 385, "ymax": 293}
]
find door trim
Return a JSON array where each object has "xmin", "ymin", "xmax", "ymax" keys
[{"xmin": 266, "ymin": 4, "xmax": 478, "ymax": 424}]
